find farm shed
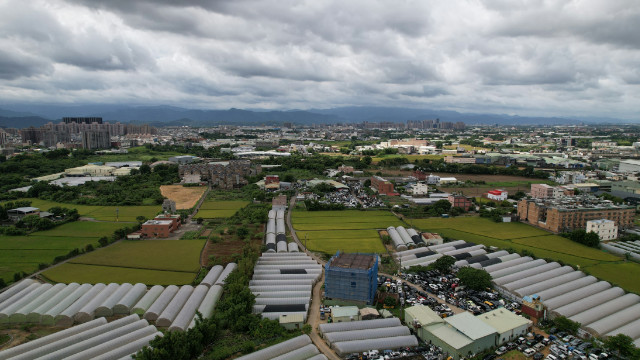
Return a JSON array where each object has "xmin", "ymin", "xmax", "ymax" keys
[
  {"xmin": 255, "ymin": 291, "xmax": 310, "ymax": 298},
  {"xmin": 45, "ymin": 283, "xmax": 94, "ymax": 326},
  {"xmin": 250, "ymin": 285, "xmax": 312, "ymax": 293},
  {"xmin": 534, "ymin": 276, "xmax": 597, "ymax": 302},
  {"xmin": 255, "ymin": 297, "xmax": 310, "ymax": 306},
  {"xmin": 266, "ymin": 233, "xmax": 276, "ymax": 252},
  {"xmin": 114, "ymin": 283, "xmax": 147, "ymax": 315},
  {"xmin": 169, "ymin": 285, "xmax": 208, "ymax": 331},
  {"xmin": 235, "ymin": 334, "xmax": 314, "ymax": 360},
  {"xmin": 95, "ymin": 283, "xmax": 134, "ymax": 317},
  {"xmin": 200, "ymin": 265, "xmax": 224, "ymax": 287},
  {"xmin": 543, "ymin": 281, "xmax": 613, "ymax": 310},
  {"xmin": 188, "ymin": 285, "xmax": 223, "ymax": 329},
  {"xmin": 277, "ymin": 241, "xmax": 288, "ymax": 253},
  {"xmin": 267, "ymin": 219, "xmax": 276, "ymax": 234},
  {"xmin": 279, "ymin": 313, "xmax": 305, "ymax": 330},
  {"xmin": 156, "ymin": 285, "xmax": 193, "ymax": 327},
  {"xmin": 144, "ymin": 285, "xmax": 179, "ymax": 321},
  {"xmin": 132, "ymin": 285, "xmax": 164, "ymax": 315},
  {"xmin": 250, "ymin": 279, "xmax": 316, "ymax": 286},
  {"xmin": 553, "ymin": 287, "xmax": 626, "ymax": 318},
  {"xmin": 606, "ymin": 318, "xmax": 640, "ymax": 341},
  {"xmin": 90, "ymin": 331, "xmax": 161, "ymax": 360},
  {"xmin": 215, "ymin": 263, "xmax": 237, "ymax": 286},
  {"xmin": 401, "ymin": 254, "xmax": 442, "ymax": 268},
  {"xmin": 332, "ymin": 336, "xmax": 419, "ymax": 356},
  {"xmin": 76, "ymin": 283, "xmax": 121, "ymax": 323},
  {"xmin": 276, "ymin": 218, "xmax": 286, "ymax": 235}
]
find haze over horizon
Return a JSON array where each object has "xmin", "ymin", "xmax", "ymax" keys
[{"xmin": 1, "ymin": 0, "xmax": 639, "ymax": 120}]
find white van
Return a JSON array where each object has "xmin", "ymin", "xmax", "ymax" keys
[{"xmin": 546, "ymin": 355, "xmax": 557, "ymax": 360}]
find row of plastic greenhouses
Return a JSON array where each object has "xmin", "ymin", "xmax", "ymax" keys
[
  {"xmin": 386, "ymin": 226, "xmax": 425, "ymax": 251},
  {"xmin": 0, "ymin": 262, "xmax": 233, "ymax": 330},
  {"xmin": 0, "ymin": 315, "xmax": 161, "ymax": 360},
  {"xmin": 318, "ymin": 318, "xmax": 418, "ymax": 356},
  {"xmin": 249, "ymin": 252, "xmax": 321, "ymax": 321},
  {"xmin": 236, "ymin": 334, "xmax": 326, "ymax": 360}
]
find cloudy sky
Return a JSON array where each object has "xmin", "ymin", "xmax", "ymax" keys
[{"xmin": 1, "ymin": 0, "xmax": 639, "ymax": 119}]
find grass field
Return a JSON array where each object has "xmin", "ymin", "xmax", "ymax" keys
[
  {"xmin": 67, "ymin": 239, "xmax": 205, "ymax": 272},
  {"xmin": 413, "ymin": 216, "xmax": 640, "ymax": 294},
  {"xmin": 0, "ymin": 221, "xmax": 134, "ymax": 283},
  {"xmin": 196, "ymin": 200, "xmax": 250, "ymax": 218},
  {"xmin": 15, "ymin": 198, "xmax": 160, "ymax": 222},
  {"xmin": 371, "ymin": 154, "xmax": 444, "ymax": 164},
  {"xmin": 292, "ymin": 210, "xmax": 400, "ymax": 254},
  {"xmin": 42, "ymin": 263, "xmax": 196, "ymax": 285}
]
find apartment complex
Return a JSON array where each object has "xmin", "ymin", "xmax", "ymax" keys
[
  {"xmin": 530, "ymin": 184, "xmax": 574, "ymax": 199},
  {"xmin": 517, "ymin": 196, "xmax": 634, "ymax": 233},
  {"xmin": 179, "ymin": 160, "xmax": 254, "ymax": 189}
]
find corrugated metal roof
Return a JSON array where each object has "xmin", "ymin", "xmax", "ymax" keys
[
  {"xmin": 405, "ymin": 305, "xmax": 443, "ymax": 326},
  {"xmin": 477, "ymin": 308, "xmax": 531, "ymax": 334},
  {"xmin": 426, "ymin": 323, "xmax": 473, "ymax": 349},
  {"xmin": 444, "ymin": 312, "xmax": 496, "ymax": 340}
]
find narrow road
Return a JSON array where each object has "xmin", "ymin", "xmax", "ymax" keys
[{"xmin": 286, "ymin": 195, "xmax": 339, "ymax": 360}]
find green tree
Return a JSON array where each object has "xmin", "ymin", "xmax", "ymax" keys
[
  {"xmin": 384, "ymin": 296, "xmax": 397, "ymax": 308},
  {"xmin": 604, "ymin": 333, "xmax": 639, "ymax": 359},
  {"xmin": 457, "ymin": 267, "xmax": 492, "ymax": 291},
  {"xmin": 552, "ymin": 316, "xmax": 581, "ymax": 334},
  {"xmin": 98, "ymin": 236, "xmax": 109, "ymax": 247},
  {"xmin": 429, "ymin": 255, "xmax": 456, "ymax": 273}
]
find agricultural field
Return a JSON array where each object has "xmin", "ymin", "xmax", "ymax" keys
[
  {"xmin": 42, "ymin": 239, "xmax": 205, "ymax": 285},
  {"xmin": 16, "ymin": 198, "xmax": 160, "ymax": 222},
  {"xmin": 160, "ymin": 185, "xmax": 207, "ymax": 210},
  {"xmin": 413, "ymin": 216, "xmax": 640, "ymax": 294},
  {"xmin": 292, "ymin": 210, "xmax": 400, "ymax": 254},
  {"xmin": 196, "ymin": 200, "xmax": 250, "ymax": 219},
  {"xmin": 42, "ymin": 263, "xmax": 196, "ymax": 285},
  {"xmin": 0, "ymin": 221, "xmax": 132, "ymax": 283}
]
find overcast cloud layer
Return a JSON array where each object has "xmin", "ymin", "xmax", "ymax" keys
[{"xmin": 1, "ymin": 0, "xmax": 639, "ymax": 119}]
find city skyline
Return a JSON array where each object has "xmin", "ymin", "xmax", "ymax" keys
[{"xmin": 0, "ymin": 0, "xmax": 639, "ymax": 120}]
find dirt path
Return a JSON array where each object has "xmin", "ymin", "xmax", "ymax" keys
[{"xmin": 308, "ymin": 272, "xmax": 340, "ymax": 360}]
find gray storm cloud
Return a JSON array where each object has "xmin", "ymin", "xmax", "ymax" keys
[{"xmin": 0, "ymin": 0, "xmax": 639, "ymax": 119}]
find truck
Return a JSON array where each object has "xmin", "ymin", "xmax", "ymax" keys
[{"xmin": 320, "ymin": 310, "xmax": 325, "ymax": 320}]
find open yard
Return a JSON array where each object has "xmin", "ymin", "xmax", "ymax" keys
[
  {"xmin": 160, "ymin": 185, "xmax": 207, "ymax": 210},
  {"xmin": 42, "ymin": 263, "xmax": 196, "ymax": 285},
  {"xmin": 0, "ymin": 221, "xmax": 133, "ymax": 284},
  {"xmin": 292, "ymin": 210, "xmax": 399, "ymax": 255},
  {"xmin": 15, "ymin": 198, "xmax": 160, "ymax": 222},
  {"xmin": 196, "ymin": 200, "xmax": 250, "ymax": 219},
  {"xmin": 413, "ymin": 216, "xmax": 640, "ymax": 294}
]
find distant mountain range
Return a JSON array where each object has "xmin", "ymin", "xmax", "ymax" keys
[{"xmin": 0, "ymin": 104, "xmax": 635, "ymax": 129}]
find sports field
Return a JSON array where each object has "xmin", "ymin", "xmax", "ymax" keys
[
  {"xmin": 292, "ymin": 210, "xmax": 401, "ymax": 254},
  {"xmin": 0, "ymin": 221, "xmax": 132, "ymax": 283},
  {"xmin": 196, "ymin": 200, "xmax": 250, "ymax": 218},
  {"xmin": 413, "ymin": 216, "xmax": 640, "ymax": 294},
  {"xmin": 42, "ymin": 239, "xmax": 205, "ymax": 285},
  {"xmin": 15, "ymin": 198, "xmax": 160, "ymax": 222}
]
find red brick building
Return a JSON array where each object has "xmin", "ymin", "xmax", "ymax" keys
[
  {"xmin": 448, "ymin": 195, "xmax": 472, "ymax": 211},
  {"xmin": 154, "ymin": 214, "xmax": 181, "ymax": 229},
  {"xmin": 371, "ymin": 175, "xmax": 396, "ymax": 196},
  {"xmin": 141, "ymin": 219, "xmax": 176, "ymax": 238}
]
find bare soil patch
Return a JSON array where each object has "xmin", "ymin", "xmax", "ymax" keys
[
  {"xmin": 160, "ymin": 185, "xmax": 206, "ymax": 209},
  {"xmin": 201, "ymin": 224, "xmax": 264, "ymax": 265}
]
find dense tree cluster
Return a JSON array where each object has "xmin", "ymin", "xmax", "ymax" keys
[
  {"xmin": 561, "ymin": 229, "xmax": 600, "ymax": 248},
  {"xmin": 551, "ymin": 316, "xmax": 581, "ymax": 334},
  {"xmin": 456, "ymin": 267, "xmax": 492, "ymax": 291},
  {"xmin": 25, "ymin": 164, "xmax": 179, "ymax": 206},
  {"xmin": 415, "ymin": 159, "xmax": 549, "ymax": 179}
]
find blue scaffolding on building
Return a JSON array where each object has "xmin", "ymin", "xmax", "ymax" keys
[{"xmin": 324, "ymin": 251, "xmax": 378, "ymax": 305}]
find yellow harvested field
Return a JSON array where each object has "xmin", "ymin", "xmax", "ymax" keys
[{"xmin": 160, "ymin": 185, "xmax": 206, "ymax": 209}]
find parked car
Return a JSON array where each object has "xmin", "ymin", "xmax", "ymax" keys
[{"xmin": 523, "ymin": 348, "xmax": 536, "ymax": 357}]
